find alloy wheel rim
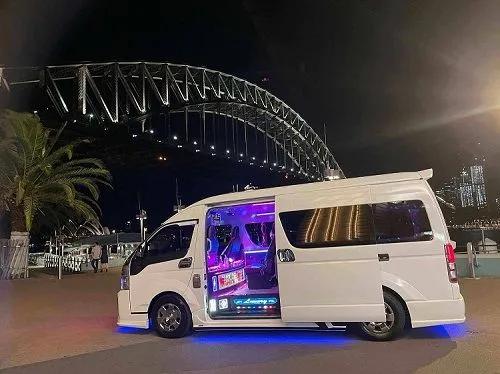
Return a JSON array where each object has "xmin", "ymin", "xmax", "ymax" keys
[
  {"xmin": 157, "ymin": 303, "xmax": 182, "ymax": 332},
  {"xmin": 362, "ymin": 302, "xmax": 395, "ymax": 334}
]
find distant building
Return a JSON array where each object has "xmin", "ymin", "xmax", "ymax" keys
[
  {"xmin": 436, "ymin": 156, "xmax": 489, "ymax": 225},
  {"xmin": 458, "ymin": 160, "xmax": 487, "ymax": 209},
  {"xmin": 435, "ymin": 177, "xmax": 459, "ymax": 207}
]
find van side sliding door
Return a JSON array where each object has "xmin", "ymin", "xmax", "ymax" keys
[{"xmin": 275, "ymin": 187, "xmax": 386, "ymax": 323}]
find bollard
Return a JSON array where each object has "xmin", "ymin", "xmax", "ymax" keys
[
  {"xmin": 58, "ymin": 254, "xmax": 62, "ymax": 279},
  {"xmin": 467, "ymin": 242, "xmax": 476, "ymax": 279}
]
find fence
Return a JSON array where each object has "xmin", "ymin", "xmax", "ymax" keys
[
  {"xmin": 0, "ymin": 239, "xmax": 29, "ymax": 280},
  {"xmin": 28, "ymin": 252, "xmax": 45, "ymax": 267},
  {"xmin": 455, "ymin": 240, "xmax": 500, "ymax": 278},
  {"xmin": 450, "ymin": 228, "xmax": 500, "ymax": 254},
  {"xmin": 456, "ymin": 242, "xmax": 500, "ymax": 254},
  {"xmin": 44, "ymin": 253, "xmax": 86, "ymax": 273}
]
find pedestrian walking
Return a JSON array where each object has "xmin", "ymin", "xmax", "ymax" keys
[
  {"xmin": 90, "ymin": 242, "xmax": 102, "ymax": 273},
  {"xmin": 100, "ymin": 245, "xmax": 109, "ymax": 272}
]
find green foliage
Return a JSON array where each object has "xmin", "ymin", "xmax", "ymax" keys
[{"xmin": 0, "ymin": 110, "xmax": 112, "ymax": 232}]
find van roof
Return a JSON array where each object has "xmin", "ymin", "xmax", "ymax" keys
[{"xmin": 191, "ymin": 169, "xmax": 433, "ymax": 207}]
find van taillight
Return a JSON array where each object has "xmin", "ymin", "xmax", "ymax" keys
[{"xmin": 445, "ymin": 243, "xmax": 457, "ymax": 283}]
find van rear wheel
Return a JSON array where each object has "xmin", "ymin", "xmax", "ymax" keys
[
  {"xmin": 355, "ymin": 291, "xmax": 406, "ymax": 341},
  {"xmin": 151, "ymin": 295, "xmax": 192, "ymax": 338}
]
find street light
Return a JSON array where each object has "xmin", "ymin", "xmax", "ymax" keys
[{"xmin": 136, "ymin": 210, "xmax": 147, "ymax": 241}]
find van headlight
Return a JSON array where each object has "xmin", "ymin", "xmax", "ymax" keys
[{"xmin": 120, "ymin": 263, "xmax": 130, "ymax": 290}]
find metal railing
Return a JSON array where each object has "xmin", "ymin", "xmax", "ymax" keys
[
  {"xmin": 44, "ymin": 253, "xmax": 86, "ymax": 273},
  {"xmin": 456, "ymin": 243, "xmax": 500, "ymax": 254},
  {"xmin": 28, "ymin": 252, "xmax": 46, "ymax": 267}
]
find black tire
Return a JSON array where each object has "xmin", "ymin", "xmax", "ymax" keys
[
  {"xmin": 151, "ymin": 295, "xmax": 193, "ymax": 338},
  {"xmin": 354, "ymin": 291, "xmax": 406, "ymax": 341}
]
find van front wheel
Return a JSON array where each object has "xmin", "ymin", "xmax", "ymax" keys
[
  {"xmin": 355, "ymin": 291, "xmax": 406, "ymax": 341},
  {"xmin": 151, "ymin": 295, "xmax": 192, "ymax": 338}
]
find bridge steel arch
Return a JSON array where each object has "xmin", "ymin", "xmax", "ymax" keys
[{"xmin": 0, "ymin": 62, "xmax": 343, "ymax": 180}]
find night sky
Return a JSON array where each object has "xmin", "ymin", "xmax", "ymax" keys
[{"xmin": 2, "ymin": 0, "xmax": 500, "ymax": 229}]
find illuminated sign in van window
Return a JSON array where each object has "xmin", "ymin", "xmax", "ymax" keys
[
  {"xmin": 217, "ymin": 269, "xmax": 245, "ymax": 290},
  {"xmin": 233, "ymin": 297, "xmax": 278, "ymax": 306}
]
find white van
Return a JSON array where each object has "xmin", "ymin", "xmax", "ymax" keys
[{"xmin": 117, "ymin": 169, "xmax": 465, "ymax": 341}]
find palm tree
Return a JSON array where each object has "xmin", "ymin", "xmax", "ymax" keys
[{"xmin": 0, "ymin": 110, "xmax": 112, "ymax": 278}]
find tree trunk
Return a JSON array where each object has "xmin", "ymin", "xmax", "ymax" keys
[
  {"xmin": 10, "ymin": 204, "xmax": 27, "ymax": 233},
  {"xmin": 0, "ymin": 206, "xmax": 10, "ymax": 239}
]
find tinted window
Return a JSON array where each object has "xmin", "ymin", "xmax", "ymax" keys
[
  {"xmin": 373, "ymin": 200, "xmax": 432, "ymax": 243},
  {"xmin": 279, "ymin": 204, "xmax": 375, "ymax": 248},
  {"xmin": 148, "ymin": 224, "xmax": 194, "ymax": 260},
  {"xmin": 245, "ymin": 222, "xmax": 275, "ymax": 246},
  {"xmin": 130, "ymin": 224, "xmax": 195, "ymax": 275}
]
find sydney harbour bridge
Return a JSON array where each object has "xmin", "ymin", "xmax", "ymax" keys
[{"xmin": 0, "ymin": 62, "xmax": 343, "ymax": 181}]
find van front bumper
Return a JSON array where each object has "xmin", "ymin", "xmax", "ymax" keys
[
  {"xmin": 408, "ymin": 294, "xmax": 466, "ymax": 328},
  {"xmin": 117, "ymin": 290, "xmax": 149, "ymax": 329}
]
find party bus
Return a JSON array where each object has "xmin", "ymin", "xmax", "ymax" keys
[{"xmin": 117, "ymin": 169, "xmax": 465, "ymax": 341}]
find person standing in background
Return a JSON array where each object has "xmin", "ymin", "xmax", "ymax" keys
[
  {"xmin": 90, "ymin": 242, "xmax": 102, "ymax": 273},
  {"xmin": 100, "ymin": 245, "xmax": 109, "ymax": 272}
]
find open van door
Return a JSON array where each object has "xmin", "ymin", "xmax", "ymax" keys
[{"xmin": 275, "ymin": 187, "xmax": 386, "ymax": 323}]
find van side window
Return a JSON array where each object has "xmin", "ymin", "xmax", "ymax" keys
[
  {"xmin": 245, "ymin": 222, "xmax": 275, "ymax": 246},
  {"xmin": 279, "ymin": 204, "xmax": 375, "ymax": 248},
  {"xmin": 372, "ymin": 200, "xmax": 433, "ymax": 243},
  {"xmin": 147, "ymin": 224, "xmax": 195, "ymax": 261}
]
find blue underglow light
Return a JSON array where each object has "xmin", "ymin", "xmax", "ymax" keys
[
  {"xmin": 407, "ymin": 323, "xmax": 470, "ymax": 340},
  {"xmin": 192, "ymin": 330, "xmax": 355, "ymax": 346},
  {"xmin": 116, "ymin": 325, "xmax": 149, "ymax": 335},
  {"xmin": 444, "ymin": 323, "xmax": 470, "ymax": 339}
]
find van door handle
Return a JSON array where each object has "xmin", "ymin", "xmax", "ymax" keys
[
  {"xmin": 378, "ymin": 253, "xmax": 390, "ymax": 262},
  {"xmin": 178, "ymin": 257, "xmax": 193, "ymax": 268},
  {"xmin": 277, "ymin": 249, "xmax": 295, "ymax": 262}
]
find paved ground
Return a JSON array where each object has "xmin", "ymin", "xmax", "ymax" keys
[{"xmin": 0, "ymin": 271, "xmax": 499, "ymax": 374}]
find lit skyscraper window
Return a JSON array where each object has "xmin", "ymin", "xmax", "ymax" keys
[{"xmin": 458, "ymin": 162, "xmax": 487, "ymax": 209}]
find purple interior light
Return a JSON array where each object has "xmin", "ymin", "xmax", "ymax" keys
[
  {"xmin": 251, "ymin": 201, "xmax": 275, "ymax": 206},
  {"xmin": 206, "ymin": 201, "xmax": 276, "ymax": 271},
  {"xmin": 206, "ymin": 202, "xmax": 279, "ymax": 316}
]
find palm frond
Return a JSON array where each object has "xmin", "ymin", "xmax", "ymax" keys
[{"xmin": 0, "ymin": 110, "xmax": 113, "ymax": 233}]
